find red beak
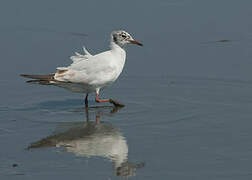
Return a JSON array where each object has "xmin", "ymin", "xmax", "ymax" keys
[{"xmin": 129, "ymin": 40, "xmax": 143, "ymax": 46}]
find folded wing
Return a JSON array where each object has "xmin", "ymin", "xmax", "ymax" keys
[{"xmin": 54, "ymin": 50, "xmax": 116, "ymax": 85}]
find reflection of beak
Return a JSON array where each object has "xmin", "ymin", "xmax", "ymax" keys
[{"xmin": 129, "ymin": 40, "xmax": 143, "ymax": 46}]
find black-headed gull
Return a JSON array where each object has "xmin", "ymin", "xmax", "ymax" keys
[{"xmin": 21, "ymin": 30, "xmax": 143, "ymax": 107}]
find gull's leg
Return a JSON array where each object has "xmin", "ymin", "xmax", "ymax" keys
[
  {"xmin": 85, "ymin": 106, "xmax": 89, "ymax": 122},
  {"xmin": 95, "ymin": 93, "xmax": 110, "ymax": 103},
  {"xmin": 95, "ymin": 89, "xmax": 125, "ymax": 107},
  {"xmin": 85, "ymin": 93, "xmax": 89, "ymax": 107}
]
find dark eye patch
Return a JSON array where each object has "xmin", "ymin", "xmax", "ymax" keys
[
  {"xmin": 121, "ymin": 34, "xmax": 126, "ymax": 38},
  {"xmin": 113, "ymin": 35, "xmax": 117, "ymax": 42}
]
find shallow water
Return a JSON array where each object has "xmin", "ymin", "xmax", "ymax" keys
[{"xmin": 1, "ymin": 0, "xmax": 252, "ymax": 179}]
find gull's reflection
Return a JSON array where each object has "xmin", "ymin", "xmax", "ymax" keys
[{"xmin": 27, "ymin": 106, "xmax": 144, "ymax": 178}]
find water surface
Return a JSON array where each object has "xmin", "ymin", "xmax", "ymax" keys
[{"xmin": 1, "ymin": 0, "xmax": 252, "ymax": 179}]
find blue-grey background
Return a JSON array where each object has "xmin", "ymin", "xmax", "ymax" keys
[{"xmin": 1, "ymin": 0, "xmax": 252, "ymax": 179}]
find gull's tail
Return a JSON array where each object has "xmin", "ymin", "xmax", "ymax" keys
[{"xmin": 20, "ymin": 74, "xmax": 55, "ymax": 85}]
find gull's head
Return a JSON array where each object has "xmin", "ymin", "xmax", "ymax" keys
[{"xmin": 111, "ymin": 30, "xmax": 143, "ymax": 48}]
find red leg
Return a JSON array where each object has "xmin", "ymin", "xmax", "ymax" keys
[
  {"xmin": 95, "ymin": 93, "xmax": 110, "ymax": 103},
  {"xmin": 95, "ymin": 89, "xmax": 125, "ymax": 107}
]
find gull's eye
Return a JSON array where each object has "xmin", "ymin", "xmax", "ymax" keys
[{"xmin": 121, "ymin": 34, "xmax": 126, "ymax": 38}]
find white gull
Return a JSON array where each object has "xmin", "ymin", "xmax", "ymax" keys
[{"xmin": 21, "ymin": 30, "xmax": 143, "ymax": 107}]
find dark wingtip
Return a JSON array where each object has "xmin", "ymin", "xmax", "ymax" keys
[
  {"xmin": 20, "ymin": 74, "xmax": 27, "ymax": 77},
  {"xmin": 20, "ymin": 74, "xmax": 34, "ymax": 78}
]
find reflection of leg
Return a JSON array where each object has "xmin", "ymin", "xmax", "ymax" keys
[
  {"xmin": 85, "ymin": 103, "xmax": 124, "ymax": 124},
  {"xmin": 95, "ymin": 114, "xmax": 100, "ymax": 124},
  {"xmin": 110, "ymin": 106, "xmax": 122, "ymax": 114},
  {"xmin": 85, "ymin": 93, "xmax": 89, "ymax": 107}
]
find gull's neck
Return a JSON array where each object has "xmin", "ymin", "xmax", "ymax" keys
[
  {"xmin": 110, "ymin": 41, "xmax": 125, "ymax": 52},
  {"xmin": 110, "ymin": 41, "xmax": 126, "ymax": 59},
  {"xmin": 109, "ymin": 41, "xmax": 126, "ymax": 75}
]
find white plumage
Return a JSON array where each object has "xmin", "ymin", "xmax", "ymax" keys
[{"xmin": 55, "ymin": 42, "xmax": 126, "ymax": 91}]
